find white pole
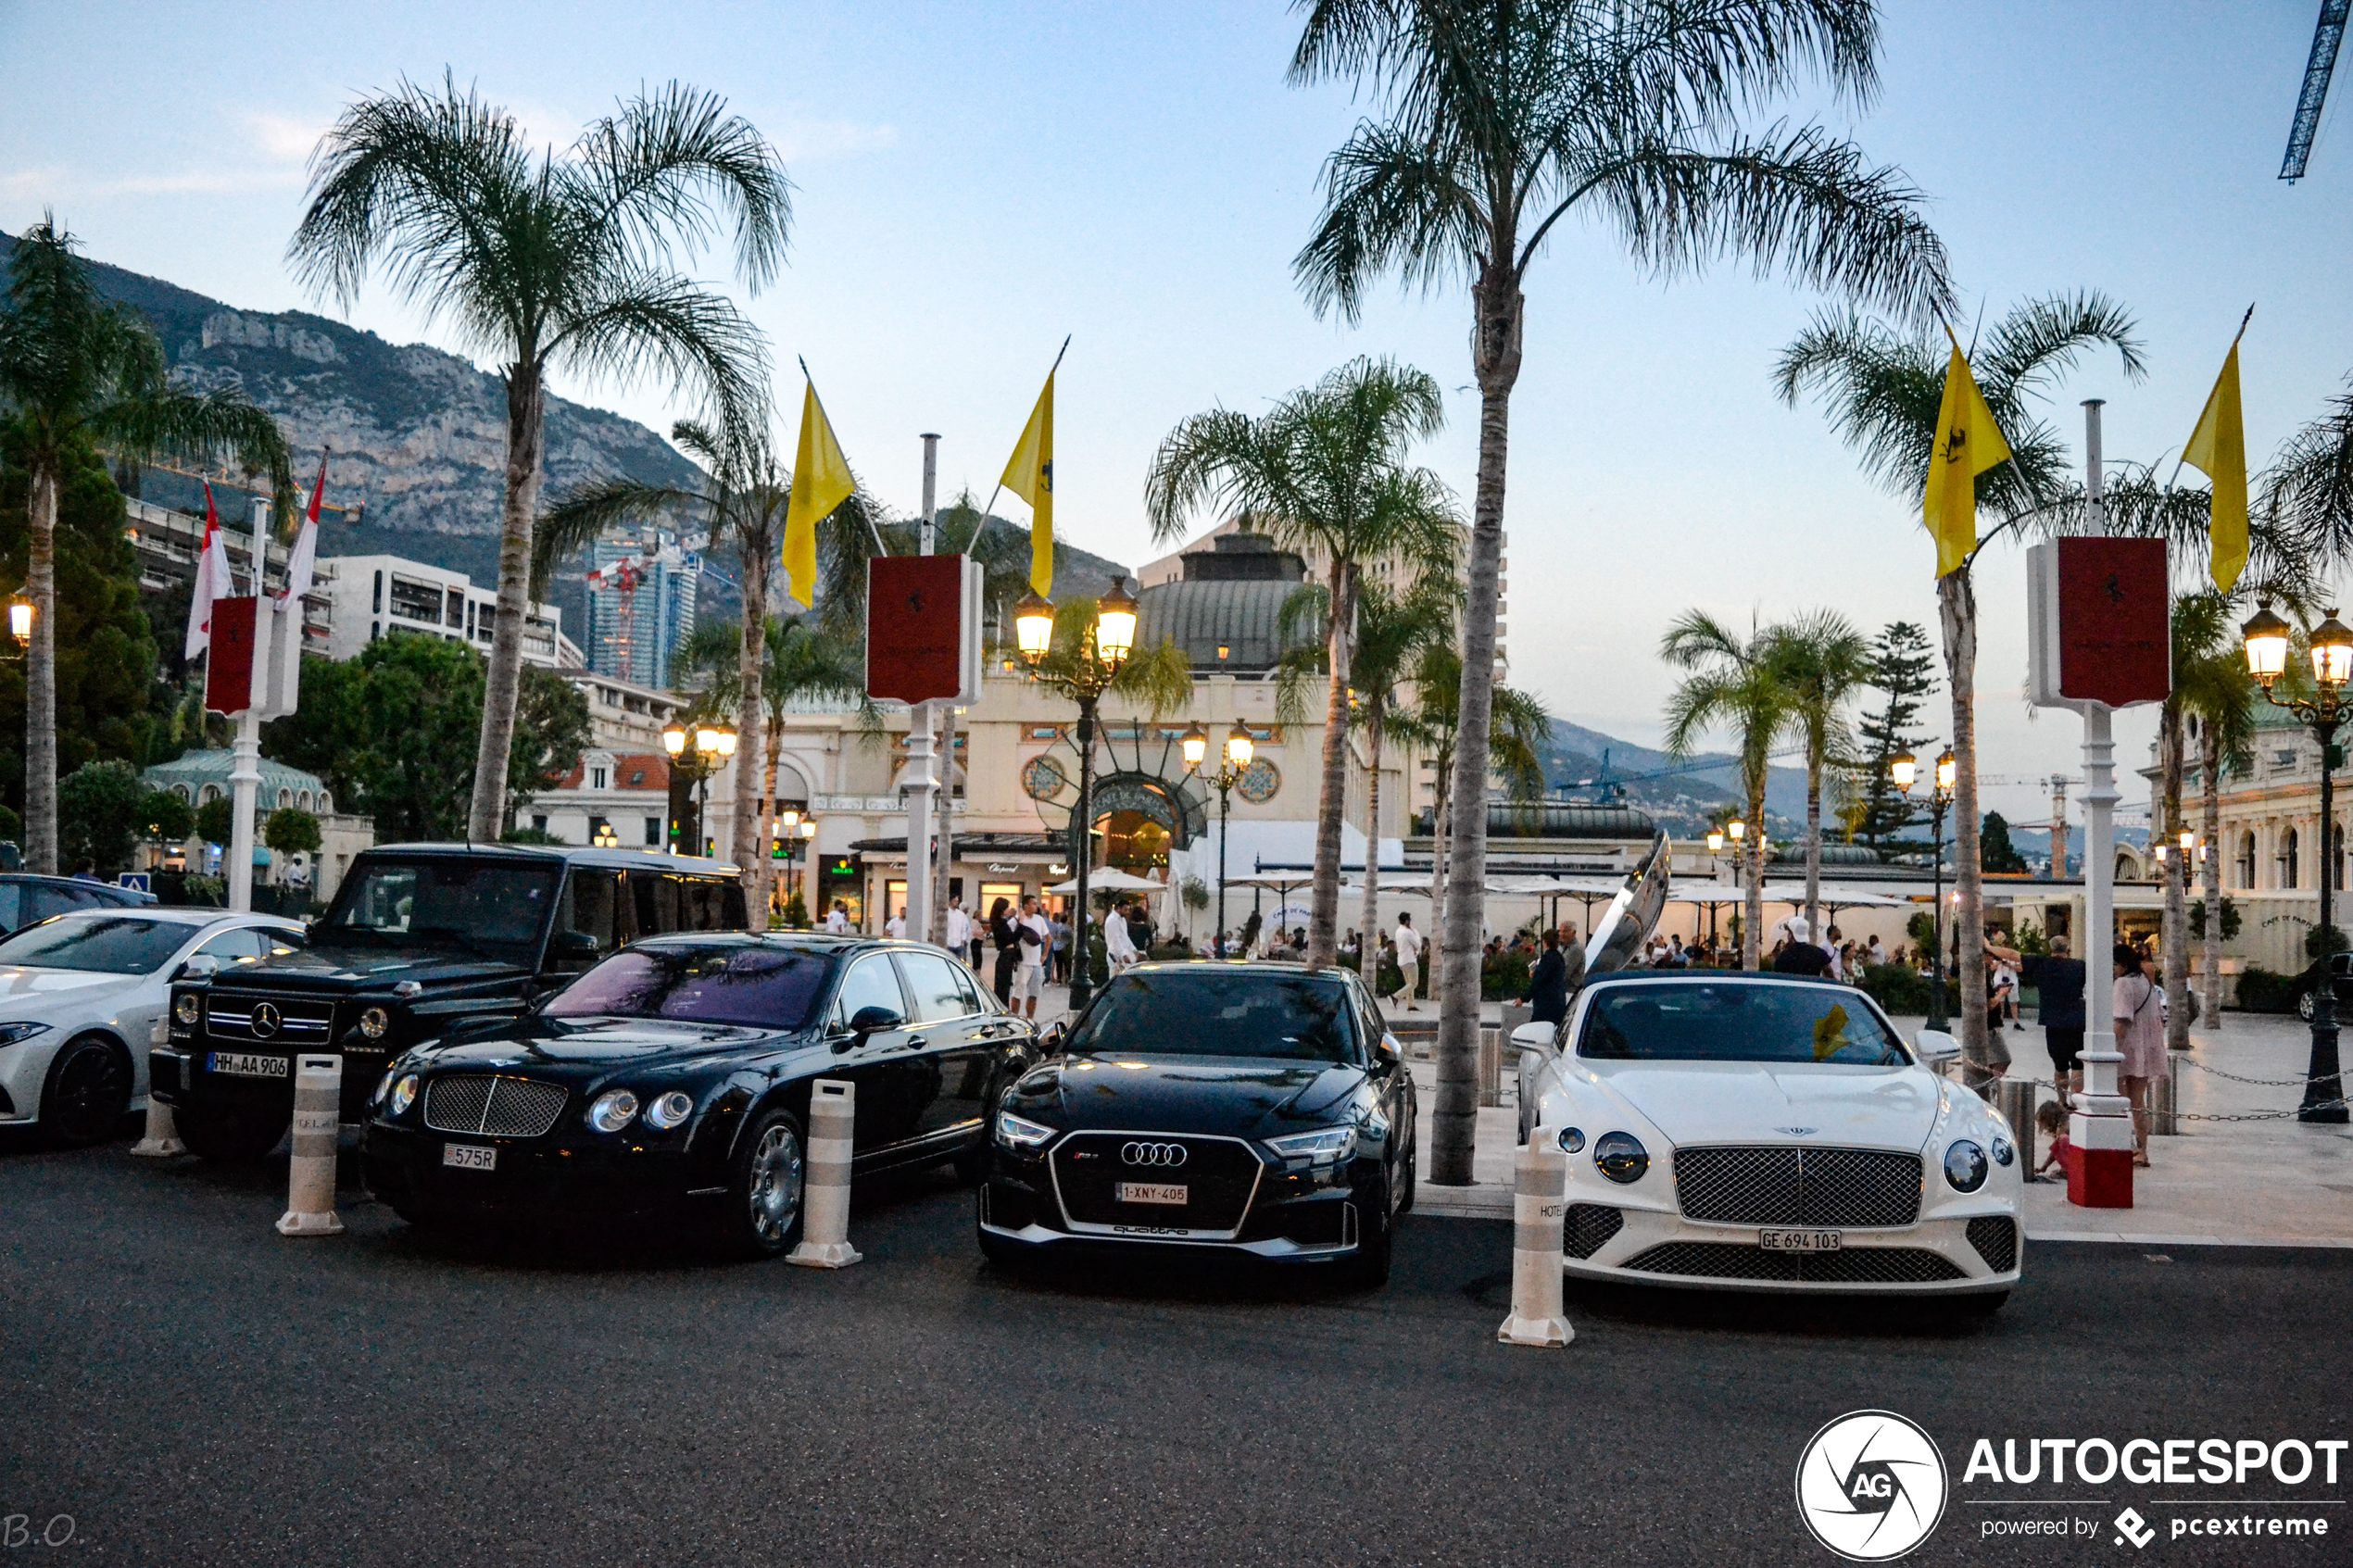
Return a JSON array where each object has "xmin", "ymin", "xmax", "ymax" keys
[
  {"xmin": 2073, "ymin": 399, "xmax": 2133, "ymax": 1200},
  {"xmin": 226, "ymin": 495, "xmax": 271, "ymax": 914}
]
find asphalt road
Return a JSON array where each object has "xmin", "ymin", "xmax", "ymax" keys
[{"xmin": 3, "ymin": 1129, "xmax": 2347, "ymax": 1567}]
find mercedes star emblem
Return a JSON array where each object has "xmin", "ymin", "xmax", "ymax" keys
[{"xmin": 249, "ymin": 1002, "xmax": 282, "ymax": 1039}]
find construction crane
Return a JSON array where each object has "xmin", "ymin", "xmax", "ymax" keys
[
  {"xmin": 585, "ymin": 538, "xmax": 684, "ymax": 683},
  {"xmin": 2283, "ymin": 0, "xmax": 2350, "ymax": 182}
]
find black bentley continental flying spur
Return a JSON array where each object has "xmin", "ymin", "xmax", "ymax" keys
[
  {"xmin": 977, "ymin": 961, "xmax": 1416, "ymax": 1286},
  {"xmin": 361, "ymin": 934, "xmax": 1039, "ymax": 1255}
]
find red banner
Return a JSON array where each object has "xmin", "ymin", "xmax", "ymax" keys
[
  {"xmin": 866, "ymin": 556, "xmax": 968, "ymax": 705},
  {"xmin": 2057, "ymin": 538, "xmax": 2171, "ymax": 707},
  {"xmin": 205, "ymin": 596, "xmax": 258, "ymax": 714}
]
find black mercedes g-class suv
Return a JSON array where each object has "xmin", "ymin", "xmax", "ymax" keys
[{"xmin": 150, "ymin": 844, "xmax": 748, "ymax": 1160}]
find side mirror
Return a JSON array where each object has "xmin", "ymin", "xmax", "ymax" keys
[
  {"xmin": 1038, "ymin": 1020, "xmax": 1068, "ymax": 1056},
  {"xmin": 548, "ymin": 930, "xmax": 599, "ymax": 962},
  {"xmin": 849, "ymin": 1005, "xmax": 903, "ymax": 1036},
  {"xmin": 1913, "ymin": 1029, "xmax": 1962, "ymax": 1063},
  {"xmin": 1377, "ymin": 1032, "xmax": 1403, "ymax": 1063},
  {"xmin": 1510, "ymin": 1022, "xmax": 1558, "ymax": 1053},
  {"xmin": 177, "ymin": 954, "xmax": 220, "ymax": 983}
]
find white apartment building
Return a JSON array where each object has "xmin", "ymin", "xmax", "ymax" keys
[{"xmin": 320, "ymin": 555, "xmax": 579, "ymax": 670}]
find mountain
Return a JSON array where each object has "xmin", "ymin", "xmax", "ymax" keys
[{"xmin": 1539, "ymin": 717, "xmax": 1812, "ymax": 834}]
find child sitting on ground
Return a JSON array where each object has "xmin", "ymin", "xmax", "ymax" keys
[{"xmin": 2033, "ymin": 1099, "xmax": 2070, "ymax": 1181}]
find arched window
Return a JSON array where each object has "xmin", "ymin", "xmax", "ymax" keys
[
  {"xmin": 2237, "ymin": 832, "xmax": 2257, "ymax": 888},
  {"xmin": 2283, "ymin": 827, "xmax": 2301, "ymax": 889},
  {"xmin": 173, "ymin": 784, "xmax": 192, "ymax": 802},
  {"xmin": 297, "ymin": 790, "xmax": 312, "ymax": 811},
  {"xmin": 319, "ymin": 792, "xmax": 333, "ymax": 814},
  {"xmin": 199, "ymin": 784, "xmax": 220, "ymax": 805},
  {"xmin": 276, "ymin": 788, "xmax": 293, "ymax": 809}
]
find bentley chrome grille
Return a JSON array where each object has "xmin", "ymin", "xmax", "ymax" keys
[
  {"xmin": 423, "ymin": 1075, "xmax": 568, "ymax": 1139},
  {"xmin": 1672, "ymin": 1146, "xmax": 1921, "ymax": 1228}
]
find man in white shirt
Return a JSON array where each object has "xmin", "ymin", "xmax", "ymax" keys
[
  {"xmin": 1013, "ymin": 895, "xmax": 1052, "ymax": 1017},
  {"xmin": 944, "ymin": 897, "xmax": 972, "ymax": 965},
  {"xmin": 1392, "ymin": 914, "xmax": 1423, "ymax": 1010},
  {"xmin": 1103, "ymin": 901, "xmax": 1140, "ymax": 971},
  {"xmin": 885, "ymin": 909, "xmax": 906, "ymax": 939},
  {"xmin": 824, "ymin": 901, "xmax": 850, "ymax": 935}
]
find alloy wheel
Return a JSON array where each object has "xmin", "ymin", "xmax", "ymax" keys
[
  {"xmin": 46, "ymin": 1037, "xmax": 132, "ymax": 1147},
  {"xmin": 747, "ymin": 1123, "xmax": 806, "ymax": 1243}
]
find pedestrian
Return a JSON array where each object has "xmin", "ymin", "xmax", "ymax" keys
[
  {"xmin": 824, "ymin": 900, "xmax": 850, "ymax": 935},
  {"xmin": 1050, "ymin": 909, "xmax": 1072, "ymax": 983},
  {"xmin": 2112, "ymin": 943, "xmax": 2166, "ymax": 1168},
  {"xmin": 2033, "ymin": 1099, "xmax": 2070, "ymax": 1182},
  {"xmin": 1104, "ymin": 898, "xmax": 1139, "ymax": 972},
  {"xmin": 885, "ymin": 907, "xmax": 906, "ymax": 940},
  {"xmin": 1013, "ymin": 895, "xmax": 1051, "ymax": 1019},
  {"xmin": 1529, "ymin": 927, "xmax": 1569, "ymax": 1025},
  {"xmin": 1391, "ymin": 914, "xmax": 1424, "ymax": 1010},
  {"xmin": 945, "ymin": 896, "xmax": 972, "ymax": 968},
  {"xmin": 1377, "ymin": 935, "xmax": 1407, "ymax": 1008},
  {"xmin": 988, "ymin": 897, "xmax": 1018, "ymax": 1006},
  {"xmin": 1987, "ymin": 934, "xmax": 2085, "ymax": 1099},
  {"xmin": 1866, "ymin": 934, "xmax": 1886, "ymax": 969},
  {"xmin": 1772, "ymin": 932, "xmax": 1831, "ymax": 977}
]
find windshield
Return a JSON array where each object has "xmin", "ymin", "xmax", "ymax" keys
[
  {"xmin": 320, "ymin": 858, "xmax": 559, "ymax": 953},
  {"xmin": 1066, "ymin": 969, "xmax": 1359, "ymax": 1063},
  {"xmin": 1578, "ymin": 982, "xmax": 1910, "ymax": 1066},
  {"xmin": 541, "ymin": 943, "xmax": 829, "ymax": 1030},
  {"xmin": 0, "ymin": 916, "xmax": 190, "ymax": 976}
]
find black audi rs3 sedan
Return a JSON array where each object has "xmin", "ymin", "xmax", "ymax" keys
[
  {"xmin": 977, "ymin": 961, "xmax": 1416, "ymax": 1286},
  {"xmin": 361, "ymin": 934, "xmax": 1039, "ymax": 1256}
]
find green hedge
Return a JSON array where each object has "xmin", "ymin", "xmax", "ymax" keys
[
  {"xmin": 2235, "ymin": 965, "xmax": 2299, "ymax": 1013},
  {"xmin": 1855, "ymin": 963, "xmax": 1961, "ymax": 1018}
]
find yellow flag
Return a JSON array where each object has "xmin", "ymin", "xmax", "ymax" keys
[
  {"xmin": 1923, "ymin": 343, "xmax": 2014, "ymax": 578},
  {"xmin": 782, "ymin": 376, "xmax": 856, "ymax": 608},
  {"xmin": 1000, "ymin": 370, "xmax": 1054, "ymax": 596},
  {"xmin": 2182, "ymin": 340, "xmax": 2248, "ymax": 595}
]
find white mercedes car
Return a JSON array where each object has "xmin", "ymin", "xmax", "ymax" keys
[
  {"xmin": 1516, "ymin": 972, "xmax": 2022, "ymax": 1309},
  {"xmin": 0, "ymin": 908, "xmax": 305, "ymax": 1147}
]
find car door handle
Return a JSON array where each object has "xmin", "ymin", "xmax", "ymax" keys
[{"xmin": 903, "ymin": 1035, "xmax": 927, "ymax": 1049}]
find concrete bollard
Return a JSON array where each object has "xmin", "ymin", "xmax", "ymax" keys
[
  {"xmin": 786, "ymin": 1078, "xmax": 862, "ymax": 1269},
  {"xmin": 274, "ymin": 1055, "xmax": 345, "ymax": 1237},
  {"xmin": 1497, "ymin": 1122, "xmax": 1574, "ymax": 1348},
  {"xmin": 130, "ymin": 1017, "xmax": 186, "ymax": 1159}
]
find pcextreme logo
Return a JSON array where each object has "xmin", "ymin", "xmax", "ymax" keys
[{"xmin": 1795, "ymin": 1410, "xmax": 1950, "ymax": 1562}]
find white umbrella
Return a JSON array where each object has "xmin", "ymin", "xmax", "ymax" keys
[
  {"xmin": 1047, "ymin": 868, "xmax": 1168, "ymax": 895},
  {"xmin": 1760, "ymin": 882, "xmax": 1908, "ymax": 909}
]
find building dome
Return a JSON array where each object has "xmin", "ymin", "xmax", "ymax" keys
[
  {"xmin": 1135, "ymin": 578, "xmax": 1318, "ymax": 672},
  {"xmin": 1771, "ymin": 842, "xmax": 1881, "ymax": 865},
  {"xmin": 1436, "ymin": 801, "xmax": 1658, "ymax": 840}
]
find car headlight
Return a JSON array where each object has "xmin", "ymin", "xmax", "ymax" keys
[
  {"xmin": 0, "ymin": 1021, "xmax": 52, "ymax": 1047},
  {"xmin": 388, "ymin": 1074, "xmax": 419, "ymax": 1116},
  {"xmin": 371, "ymin": 1065, "xmax": 399, "ymax": 1106},
  {"xmin": 995, "ymin": 1110, "xmax": 1057, "ymax": 1149},
  {"xmin": 358, "ymin": 1006, "xmax": 391, "ymax": 1040},
  {"xmin": 174, "ymin": 993, "xmax": 202, "ymax": 1025},
  {"xmin": 1944, "ymin": 1139, "xmax": 1989, "ymax": 1192},
  {"xmin": 1593, "ymin": 1131, "xmax": 1649, "ymax": 1184},
  {"xmin": 1267, "ymin": 1124, "xmax": 1359, "ymax": 1163},
  {"xmin": 641, "ymin": 1090, "xmax": 694, "ymax": 1131},
  {"xmin": 1991, "ymin": 1135, "xmax": 2014, "ymax": 1168},
  {"xmin": 587, "ymin": 1089, "xmax": 639, "ymax": 1134},
  {"xmin": 1556, "ymin": 1126, "xmax": 1585, "ymax": 1154}
]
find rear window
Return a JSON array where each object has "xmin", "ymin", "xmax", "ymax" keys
[
  {"xmin": 0, "ymin": 915, "xmax": 190, "ymax": 976},
  {"xmin": 1578, "ymin": 982, "xmax": 1908, "ymax": 1066},
  {"xmin": 1065, "ymin": 969, "xmax": 1358, "ymax": 1063},
  {"xmin": 542, "ymin": 942, "xmax": 828, "ymax": 1030}
]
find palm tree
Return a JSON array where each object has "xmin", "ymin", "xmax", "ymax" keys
[
  {"xmin": 289, "ymin": 75, "xmax": 790, "ymax": 843},
  {"xmin": 1661, "ymin": 611, "xmax": 1793, "ymax": 970},
  {"xmin": 1145, "ymin": 357, "xmax": 1463, "ymax": 970},
  {"xmin": 1394, "ymin": 643, "xmax": 1548, "ymax": 961},
  {"xmin": 1766, "ymin": 610, "xmax": 1873, "ymax": 945},
  {"xmin": 1776, "ymin": 293, "xmax": 2145, "ymax": 1075},
  {"xmin": 2263, "ymin": 375, "xmax": 2353, "ymax": 559},
  {"xmin": 0, "ymin": 217, "xmax": 291, "ymax": 872},
  {"xmin": 1290, "ymin": 0, "xmax": 1952, "ymax": 1184},
  {"xmin": 2183, "ymin": 654, "xmax": 2258, "ymax": 1027},
  {"xmin": 542, "ymin": 419, "xmax": 798, "ymax": 919},
  {"xmin": 673, "ymin": 611, "xmax": 874, "ymax": 922},
  {"xmin": 2158, "ymin": 593, "xmax": 2241, "ymax": 1050}
]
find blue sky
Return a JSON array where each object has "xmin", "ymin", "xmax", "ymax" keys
[{"xmin": 5, "ymin": 1, "xmax": 2349, "ymax": 822}]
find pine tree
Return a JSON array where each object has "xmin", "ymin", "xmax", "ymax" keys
[
  {"xmin": 1981, "ymin": 811, "xmax": 2029, "ymax": 874},
  {"xmin": 1849, "ymin": 621, "xmax": 1936, "ymax": 853}
]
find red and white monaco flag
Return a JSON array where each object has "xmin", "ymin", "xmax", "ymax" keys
[
  {"xmin": 183, "ymin": 481, "xmax": 233, "ymax": 661},
  {"xmin": 280, "ymin": 450, "xmax": 326, "ymax": 606}
]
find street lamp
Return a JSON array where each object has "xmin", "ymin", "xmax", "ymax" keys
[
  {"xmin": 6, "ymin": 594, "xmax": 31, "ymax": 652},
  {"xmin": 1014, "ymin": 575, "xmax": 1138, "ymax": 1013},
  {"xmin": 664, "ymin": 721, "xmax": 733, "ymax": 858},
  {"xmin": 1892, "ymin": 746, "xmax": 1958, "ymax": 1032},
  {"xmin": 1183, "ymin": 721, "xmax": 1253, "ymax": 956},
  {"xmin": 2243, "ymin": 602, "xmax": 2353, "ymax": 1123}
]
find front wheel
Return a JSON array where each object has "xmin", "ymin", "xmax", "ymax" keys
[
  {"xmin": 2298, "ymin": 990, "xmax": 2317, "ymax": 1022},
  {"xmin": 174, "ymin": 1104, "xmax": 289, "ymax": 1162},
  {"xmin": 41, "ymin": 1035, "xmax": 133, "ymax": 1148},
  {"xmin": 712, "ymin": 1109, "xmax": 806, "ymax": 1259}
]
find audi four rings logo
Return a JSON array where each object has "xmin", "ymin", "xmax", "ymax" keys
[
  {"xmin": 249, "ymin": 1002, "xmax": 282, "ymax": 1039},
  {"xmin": 1120, "ymin": 1142, "xmax": 1189, "ymax": 1168}
]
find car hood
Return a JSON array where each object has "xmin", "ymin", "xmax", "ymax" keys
[
  {"xmin": 410, "ymin": 1015, "xmax": 787, "ymax": 1076},
  {"xmin": 1580, "ymin": 1060, "xmax": 1941, "ymax": 1150},
  {"xmin": 0, "ymin": 966, "xmax": 145, "ymax": 1009},
  {"xmin": 1008, "ymin": 1053, "xmax": 1367, "ymax": 1138},
  {"xmin": 221, "ymin": 944, "xmax": 528, "ymax": 992}
]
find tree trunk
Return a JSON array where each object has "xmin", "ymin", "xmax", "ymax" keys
[
  {"xmin": 764, "ymin": 705, "xmax": 785, "ymax": 923},
  {"xmin": 467, "ymin": 360, "xmax": 547, "ymax": 841},
  {"xmin": 930, "ymin": 703, "xmax": 955, "ymax": 945},
  {"xmin": 2161, "ymin": 701, "xmax": 2191, "ymax": 1051},
  {"xmin": 23, "ymin": 458, "xmax": 59, "ymax": 873},
  {"xmin": 733, "ymin": 553, "xmax": 770, "ymax": 927},
  {"xmin": 1428, "ymin": 755, "xmax": 1452, "ymax": 956},
  {"xmin": 1307, "ymin": 563, "xmax": 1357, "ymax": 971},
  {"xmin": 1939, "ymin": 569, "xmax": 1990, "ymax": 1083},
  {"xmin": 2200, "ymin": 723, "xmax": 2223, "ymax": 1028},
  {"xmin": 1360, "ymin": 706, "xmax": 1385, "ymax": 966},
  {"xmin": 1804, "ymin": 751, "xmax": 1824, "ymax": 947},
  {"xmin": 1743, "ymin": 776, "xmax": 1767, "ymax": 971},
  {"xmin": 1433, "ymin": 265, "xmax": 1522, "ymax": 1187}
]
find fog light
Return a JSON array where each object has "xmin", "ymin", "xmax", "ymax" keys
[{"xmin": 1556, "ymin": 1126, "xmax": 1585, "ymax": 1155}]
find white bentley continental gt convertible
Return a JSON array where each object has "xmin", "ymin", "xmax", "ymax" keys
[{"xmin": 1516, "ymin": 972, "xmax": 2022, "ymax": 1310}]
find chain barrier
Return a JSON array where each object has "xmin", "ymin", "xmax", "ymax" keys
[
  {"xmin": 2171, "ymin": 1055, "xmax": 2327, "ymax": 1088},
  {"xmin": 1954, "ymin": 1059, "xmax": 2347, "ymax": 1122}
]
